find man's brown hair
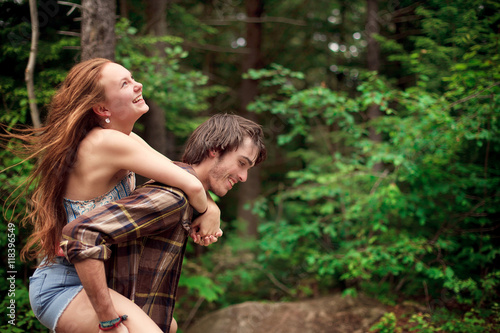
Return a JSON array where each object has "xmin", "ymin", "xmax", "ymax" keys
[{"xmin": 182, "ymin": 114, "xmax": 267, "ymax": 166}]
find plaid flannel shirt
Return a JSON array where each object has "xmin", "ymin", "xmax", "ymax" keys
[{"xmin": 61, "ymin": 163, "xmax": 197, "ymax": 332}]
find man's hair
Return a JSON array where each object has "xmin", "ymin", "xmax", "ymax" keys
[{"xmin": 182, "ymin": 114, "xmax": 267, "ymax": 166}]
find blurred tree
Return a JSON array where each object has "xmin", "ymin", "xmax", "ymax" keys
[
  {"xmin": 237, "ymin": 0, "xmax": 264, "ymax": 237},
  {"xmin": 366, "ymin": 0, "xmax": 382, "ymax": 172},
  {"xmin": 81, "ymin": 0, "xmax": 116, "ymax": 60},
  {"xmin": 25, "ymin": 0, "xmax": 41, "ymax": 129},
  {"xmin": 139, "ymin": 0, "xmax": 173, "ymax": 160}
]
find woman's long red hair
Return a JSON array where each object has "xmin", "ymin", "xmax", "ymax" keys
[{"xmin": 4, "ymin": 58, "xmax": 111, "ymax": 264}]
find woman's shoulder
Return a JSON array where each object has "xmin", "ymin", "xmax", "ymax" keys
[
  {"xmin": 85, "ymin": 127, "xmax": 129, "ymax": 141},
  {"xmin": 81, "ymin": 128, "xmax": 132, "ymax": 152},
  {"xmin": 79, "ymin": 129, "xmax": 154, "ymax": 169}
]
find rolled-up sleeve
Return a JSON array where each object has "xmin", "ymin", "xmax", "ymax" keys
[{"xmin": 61, "ymin": 184, "xmax": 193, "ymax": 263}]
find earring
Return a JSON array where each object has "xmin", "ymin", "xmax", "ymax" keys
[{"xmin": 105, "ymin": 118, "xmax": 110, "ymax": 124}]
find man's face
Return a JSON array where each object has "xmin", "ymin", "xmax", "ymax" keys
[{"xmin": 206, "ymin": 137, "xmax": 259, "ymax": 197}]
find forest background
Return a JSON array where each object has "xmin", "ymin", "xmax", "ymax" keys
[{"xmin": 0, "ymin": 0, "xmax": 499, "ymax": 332}]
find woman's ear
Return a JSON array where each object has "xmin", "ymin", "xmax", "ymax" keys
[
  {"xmin": 92, "ymin": 105, "xmax": 110, "ymax": 117},
  {"xmin": 209, "ymin": 150, "xmax": 219, "ymax": 158}
]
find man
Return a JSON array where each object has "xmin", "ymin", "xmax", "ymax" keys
[{"xmin": 61, "ymin": 114, "xmax": 267, "ymax": 332}]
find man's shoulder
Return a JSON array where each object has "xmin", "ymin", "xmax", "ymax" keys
[
  {"xmin": 138, "ymin": 162, "xmax": 196, "ymax": 191},
  {"xmin": 172, "ymin": 162, "xmax": 196, "ymax": 176},
  {"xmin": 136, "ymin": 182, "xmax": 188, "ymax": 203}
]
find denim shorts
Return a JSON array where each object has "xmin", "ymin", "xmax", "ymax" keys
[{"xmin": 29, "ymin": 257, "xmax": 83, "ymax": 331}]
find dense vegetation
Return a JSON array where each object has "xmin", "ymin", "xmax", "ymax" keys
[{"xmin": 1, "ymin": 0, "xmax": 499, "ymax": 332}]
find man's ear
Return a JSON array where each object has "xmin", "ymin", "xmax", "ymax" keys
[
  {"xmin": 209, "ymin": 150, "xmax": 219, "ymax": 158},
  {"xmin": 92, "ymin": 105, "xmax": 110, "ymax": 117}
]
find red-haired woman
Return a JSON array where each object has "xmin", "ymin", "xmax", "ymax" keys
[{"xmin": 10, "ymin": 58, "xmax": 220, "ymax": 332}]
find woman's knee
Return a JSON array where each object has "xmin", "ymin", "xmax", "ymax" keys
[
  {"xmin": 108, "ymin": 289, "xmax": 163, "ymax": 333},
  {"xmin": 57, "ymin": 288, "xmax": 163, "ymax": 333}
]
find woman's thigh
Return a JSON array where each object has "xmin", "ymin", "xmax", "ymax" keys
[
  {"xmin": 56, "ymin": 288, "xmax": 163, "ymax": 333},
  {"xmin": 29, "ymin": 261, "xmax": 83, "ymax": 331}
]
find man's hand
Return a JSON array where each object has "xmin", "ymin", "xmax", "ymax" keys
[
  {"xmin": 190, "ymin": 199, "xmax": 222, "ymax": 246},
  {"xmin": 191, "ymin": 228, "xmax": 223, "ymax": 246}
]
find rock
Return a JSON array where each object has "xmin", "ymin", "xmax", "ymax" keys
[{"xmin": 185, "ymin": 294, "xmax": 387, "ymax": 333}]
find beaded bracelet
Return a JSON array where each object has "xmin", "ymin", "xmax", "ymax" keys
[{"xmin": 99, "ymin": 315, "xmax": 128, "ymax": 331}]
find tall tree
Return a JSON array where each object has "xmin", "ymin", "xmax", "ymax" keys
[
  {"xmin": 26, "ymin": 0, "xmax": 40, "ymax": 128},
  {"xmin": 145, "ymin": 0, "xmax": 168, "ymax": 35},
  {"xmin": 139, "ymin": 0, "xmax": 174, "ymax": 159},
  {"xmin": 237, "ymin": 0, "xmax": 264, "ymax": 237},
  {"xmin": 81, "ymin": 0, "xmax": 116, "ymax": 60},
  {"xmin": 366, "ymin": 0, "xmax": 382, "ymax": 171}
]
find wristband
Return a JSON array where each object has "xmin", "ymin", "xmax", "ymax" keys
[
  {"xmin": 99, "ymin": 315, "xmax": 128, "ymax": 331},
  {"xmin": 199, "ymin": 205, "xmax": 208, "ymax": 215}
]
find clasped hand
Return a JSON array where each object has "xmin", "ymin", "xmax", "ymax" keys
[{"xmin": 189, "ymin": 199, "xmax": 223, "ymax": 246}]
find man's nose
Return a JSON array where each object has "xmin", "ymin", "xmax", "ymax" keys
[{"xmin": 238, "ymin": 170, "xmax": 248, "ymax": 183}]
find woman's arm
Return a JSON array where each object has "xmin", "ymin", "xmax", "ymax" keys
[
  {"xmin": 89, "ymin": 129, "xmax": 208, "ymax": 213},
  {"xmin": 129, "ymin": 132, "xmax": 156, "ymax": 150},
  {"xmin": 190, "ymin": 197, "xmax": 223, "ymax": 245}
]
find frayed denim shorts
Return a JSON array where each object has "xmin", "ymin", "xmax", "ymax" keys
[{"xmin": 29, "ymin": 257, "xmax": 83, "ymax": 332}]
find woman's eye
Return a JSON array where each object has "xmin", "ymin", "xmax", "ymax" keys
[{"xmin": 122, "ymin": 81, "xmax": 128, "ymax": 87}]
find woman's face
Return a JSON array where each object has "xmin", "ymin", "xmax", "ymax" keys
[{"xmin": 99, "ymin": 63, "xmax": 149, "ymax": 130}]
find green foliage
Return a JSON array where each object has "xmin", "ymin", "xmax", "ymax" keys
[
  {"xmin": 370, "ymin": 312, "xmax": 401, "ymax": 333},
  {"xmin": 1, "ymin": 125, "xmax": 42, "ymax": 332},
  {"xmin": 247, "ymin": 58, "xmax": 499, "ymax": 308},
  {"xmin": 225, "ymin": 3, "xmax": 499, "ymax": 331},
  {"xmin": 403, "ymin": 307, "xmax": 500, "ymax": 333},
  {"xmin": 178, "ymin": 273, "xmax": 224, "ymax": 303},
  {"xmin": 181, "ymin": 234, "xmax": 271, "ymax": 308},
  {"xmin": 1, "ymin": 1, "xmax": 499, "ymax": 332},
  {"xmin": 0, "ymin": 282, "xmax": 44, "ymax": 331},
  {"xmin": 115, "ymin": 18, "xmax": 227, "ymax": 139},
  {"xmin": 0, "ymin": 0, "xmax": 80, "ymax": 126}
]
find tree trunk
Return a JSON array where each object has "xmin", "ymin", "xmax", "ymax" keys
[
  {"xmin": 81, "ymin": 0, "xmax": 116, "ymax": 61},
  {"xmin": 141, "ymin": 99, "xmax": 175, "ymax": 156},
  {"xmin": 26, "ymin": 0, "xmax": 41, "ymax": 128},
  {"xmin": 366, "ymin": 0, "xmax": 380, "ymax": 72},
  {"xmin": 237, "ymin": 0, "xmax": 264, "ymax": 238},
  {"xmin": 366, "ymin": 0, "xmax": 382, "ymax": 171},
  {"xmin": 139, "ymin": 0, "xmax": 172, "ymax": 161},
  {"xmin": 145, "ymin": 0, "xmax": 168, "ymax": 36},
  {"xmin": 202, "ymin": 1, "xmax": 216, "ymax": 113},
  {"xmin": 119, "ymin": 0, "xmax": 128, "ymax": 20}
]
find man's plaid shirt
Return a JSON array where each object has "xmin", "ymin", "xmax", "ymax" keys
[{"xmin": 61, "ymin": 164, "xmax": 197, "ymax": 332}]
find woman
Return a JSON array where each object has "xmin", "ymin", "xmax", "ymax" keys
[{"xmin": 9, "ymin": 58, "xmax": 220, "ymax": 332}]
